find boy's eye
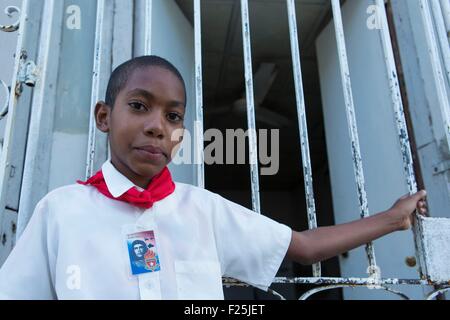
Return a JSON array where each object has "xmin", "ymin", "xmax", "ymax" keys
[
  {"xmin": 128, "ymin": 102, "xmax": 147, "ymax": 111},
  {"xmin": 167, "ymin": 112, "xmax": 183, "ymax": 122}
]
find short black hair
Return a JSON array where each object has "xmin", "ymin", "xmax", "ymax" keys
[{"xmin": 105, "ymin": 55, "xmax": 186, "ymax": 108}]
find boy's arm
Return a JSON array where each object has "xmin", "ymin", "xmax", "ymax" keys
[{"xmin": 287, "ymin": 190, "xmax": 428, "ymax": 265}]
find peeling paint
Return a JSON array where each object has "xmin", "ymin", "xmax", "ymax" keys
[
  {"xmin": 240, "ymin": 0, "xmax": 261, "ymax": 214},
  {"xmin": 286, "ymin": 0, "xmax": 321, "ymax": 277}
]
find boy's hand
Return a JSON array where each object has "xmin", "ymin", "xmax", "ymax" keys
[{"xmin": 389, "ymin": 190, "xmax": 428, "ymax": 231}]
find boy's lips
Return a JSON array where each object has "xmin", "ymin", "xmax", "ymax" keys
[{"xmin": 134, "ymin": 145, "xmax": 167, "ymax": 159}]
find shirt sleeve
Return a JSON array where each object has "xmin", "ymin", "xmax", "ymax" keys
[
  {"xmin": 0, "ymin": 198, "xmax": 56, "ymax": 299},
  {"xmin": 211, "ymin": 194, "xmax": 292, "ymax": 291}
]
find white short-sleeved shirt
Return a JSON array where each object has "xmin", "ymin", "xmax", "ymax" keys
[{"xmin": 0, "ymin": 160, "xmax": 292, "ymax": 300}]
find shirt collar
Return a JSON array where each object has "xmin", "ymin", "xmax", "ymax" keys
[{"xmin": 102, "ymin": 160, "xmax": 144, "ymax": 198}]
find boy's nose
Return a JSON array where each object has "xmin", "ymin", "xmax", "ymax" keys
[{"xmin": 143, "ymin": 113, "xmax": 165, "ymax": 138}]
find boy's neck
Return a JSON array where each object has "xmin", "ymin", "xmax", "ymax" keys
[{"xmin": 109, "ymin": 159, "xmax": 155, "ymax": 190}]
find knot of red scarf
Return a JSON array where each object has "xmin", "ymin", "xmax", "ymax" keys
[{"xmin": 77, "ymin": 167, "xmax": 175, "ymax": 209}]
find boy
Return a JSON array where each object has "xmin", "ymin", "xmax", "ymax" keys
[{"xmin": 0, "ymin": 56, "xmax": 428, "ymax": 300}]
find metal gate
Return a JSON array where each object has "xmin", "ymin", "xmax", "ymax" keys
[{"xmin": 0, "ymin": 0, "xmax": 449, "ymax": 300}]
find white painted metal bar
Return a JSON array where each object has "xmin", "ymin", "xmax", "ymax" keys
[
  {"xmin": 418, "ymin": 0, "xmax": 450, "ymax": 156},
  {"xmin": 194, "ymin": 0, "xmax": 205, "ymax": 189},
  {"xmin": 375, "ymin": 0, "xmax": 418, "ymax": 194},
  {"xmin": 430, "ymin": 0, "xmax": 450, "ymax": 86},
  {"xmin": 85, "ymin": 0, "xmax": 112, "ymax": 179},
  {"xmin": 286, "ymin": 0, "xmax": 321, "ymax": 277},
  {"xmin": 86, "ymin": 0, "xmax": 105, "ymax": 179},
  {"xmin": 224, "ymin": 276, "xmax": 442, "ymax": 300},
  {"xmin": 330, "ymin": 0, "xmax": 378, "ymax": 271},
  {"xmin": 17, "ymin": 0, "xmax": 64, "ymax": 238},
  {"xmin": 374, "ymin": 0, "xmax": 425, "ymax": 277},
  {"xmin": 0, "ymin": 6, "xmax": 20, "ymax": 32},
  {"xmin": 240, "ymin": 0, "xmax": 261, "ymax": 214},
  {"xmin": 299, "ymin": 284, "xmax": 410, "ymax": 300},
  {"xmin": 144, "ymin": 0, "xmax": 152, "ymax": 55},
  {"xmin": 224, "ymin": 276, "xmax": 439, "ymax": 286}
]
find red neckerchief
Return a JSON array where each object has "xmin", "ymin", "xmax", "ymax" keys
[{"xmin": 77, "ymin": 166, "xmax": 175, "ymax": 209}]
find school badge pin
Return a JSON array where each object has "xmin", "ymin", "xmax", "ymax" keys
[{"xmin": 126, "ymin": 230, "xmax": 161, "ymax": 275}]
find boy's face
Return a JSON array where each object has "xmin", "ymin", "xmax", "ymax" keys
[{"xmin": 95, "ymin": 66, "xmax": 185, "ymax": 188}]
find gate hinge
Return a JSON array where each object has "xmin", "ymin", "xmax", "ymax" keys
[{"xmin": 15, "ymin": 50, "xmax": 37, "ymax": 97}]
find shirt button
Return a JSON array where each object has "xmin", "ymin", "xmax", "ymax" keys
[{"xmin": 146, "ymin": 281, "xmax": 153, "ymax": 289}]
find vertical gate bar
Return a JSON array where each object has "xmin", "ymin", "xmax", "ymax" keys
[
  {"xmin": 86, "ymin": 0, "xmax": 106, "ymax": 179},
  {"xmin": 286, "ymin": 0, "xmax": 321, "ymax": 277},
  {"xmin": 0, "ymin": 1, "xmax": 31, "ymax": 236},
  {"xmin": 330, "ymin": 0, "xmax": 377, "ymax": 271},
  {"xmin": 17, "ymin": 0, "xmax": 63, "ymax": 238},
  {"xmin": 429, "ymin": 0, "xmax": 450, "ymax": 85},
  {"xmin": 194, "ymin": 0, "xmax": 205, "ymax": 189},
  {"xmin": 240, "ymin": 0, "xmax": 261, "ymax": 214},
  {"xmin": 418, "ymin": 0, "xmax": 450, "ymax": 155},
  {"xmin": 144, "ymin": 0, "xmax": 152, "ymax": 55},
  {"xmin": 375, "ymin": 0, "xmax": 425, "ymax": 277}
]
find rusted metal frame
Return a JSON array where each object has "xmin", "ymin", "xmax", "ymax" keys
[
  {"xmin": 240, "ymin": 0, "xmax": 261, "ymax": 214},
  {"xmin": 194, "ymin": 0, "xmax": 205, "ymax": 189},
  {"xmin": 330, "ymin": 0, "xmax": 377, "ymax": 274},
  {"xmin": 286, "ymin": 0, "xmax": 321, "ymax": 277},
  {"xmin": 0, "ymin": 6, "xmax": 20, "ymax": 32}
]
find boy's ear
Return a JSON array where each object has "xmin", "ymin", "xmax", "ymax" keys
[{"xmin": 94, "ymin": 101, "xmax": 110, "ymax": 133}]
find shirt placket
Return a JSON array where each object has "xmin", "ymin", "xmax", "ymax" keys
[{"xmin": 135, "ymin": 207, "xmax": 162, "ymax": 300}]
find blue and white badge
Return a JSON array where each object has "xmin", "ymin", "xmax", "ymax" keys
[{"xmin": 126, "ymin": 230, "xmax": 161, "ymax": 275}]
